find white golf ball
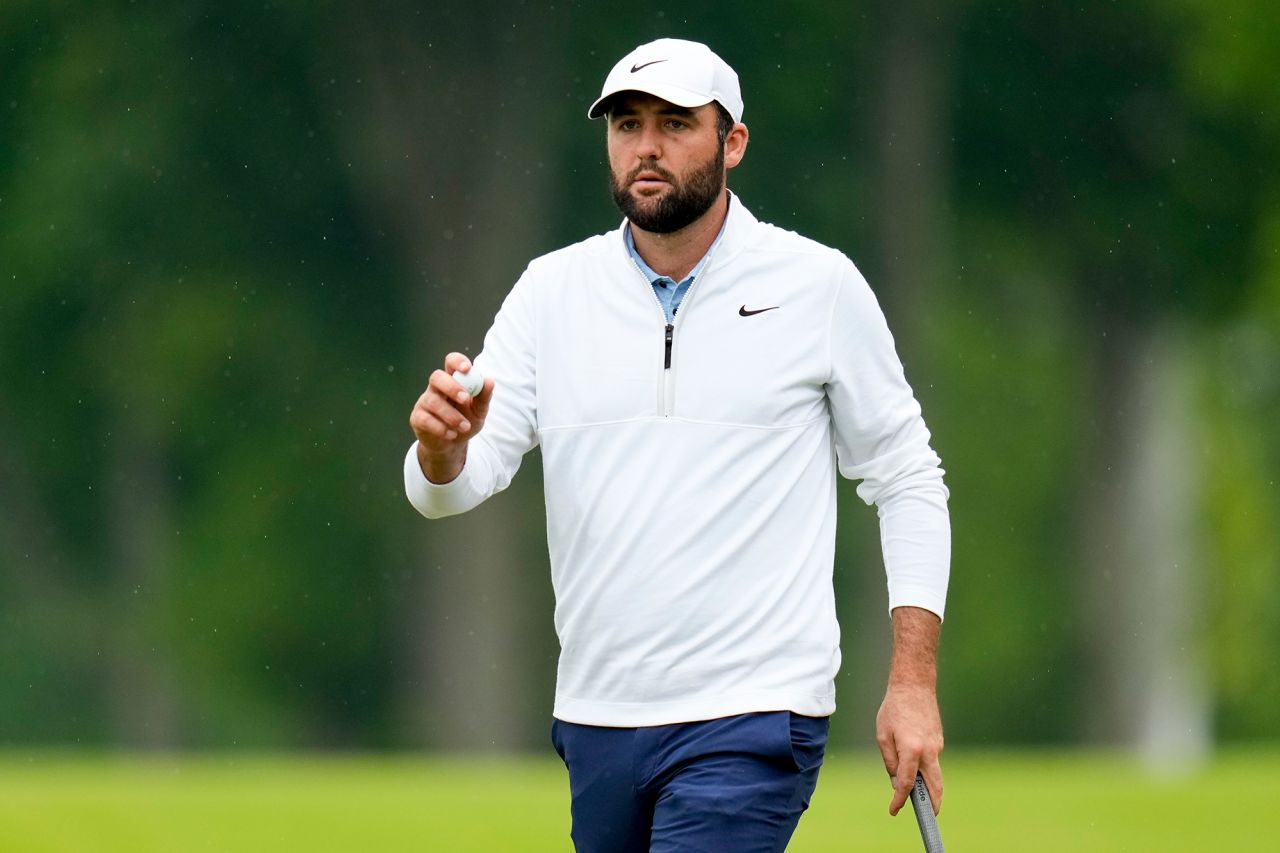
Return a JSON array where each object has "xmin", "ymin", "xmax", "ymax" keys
[{"xmin": 451, "ymin": 368, "xmax": 485, "ymax": 398}]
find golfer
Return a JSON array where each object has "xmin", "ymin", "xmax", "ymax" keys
[{"xmin": 405, "ymin": 38, "xmax": 950, "ymax": 852}]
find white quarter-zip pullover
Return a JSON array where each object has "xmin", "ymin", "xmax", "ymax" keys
[{"xmin": 404, "ymin": 195, "xmax": 950, "ymax": 727}]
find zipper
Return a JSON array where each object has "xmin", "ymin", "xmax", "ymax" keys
[
  {"xmin": 626, "ymin": 232, "xmax": 721, "ymax": 417},
  {"xmin": 626, "ymin": 253, "xmax": 673, "ymax": 415},
  {"xmin": 662, "ymin": 251, "xmax": 717, "ymax": 416}
]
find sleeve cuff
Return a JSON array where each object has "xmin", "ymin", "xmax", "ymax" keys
[
  {"xmin": 886, "ymin": 588, "xmax": 947, "ymax": 622},
  {"xmin": 403, "ymin": 442, "xmax": 488, "ymax": 519}
]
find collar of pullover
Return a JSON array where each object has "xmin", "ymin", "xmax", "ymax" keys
[{"xmin": 612, "ymin": 190, "xmax": 756, "ymax": 274}]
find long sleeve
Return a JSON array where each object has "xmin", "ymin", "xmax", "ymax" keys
[
  {"xmin": 404, "ymin": 268, "xmax": 540, "ymax": 519},
  {"xmin": 824, "ymin": 261, "xmax": 951, "ymax": 619}
]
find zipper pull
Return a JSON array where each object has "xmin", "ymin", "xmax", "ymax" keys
[{"xmin": 664, "ymin": 324, "xmax": 674, "ymax": 369}]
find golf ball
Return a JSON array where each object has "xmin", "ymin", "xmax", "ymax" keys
[{"xmin": 451, "ymin": 368, "xmax": 485, "ymax": 398}]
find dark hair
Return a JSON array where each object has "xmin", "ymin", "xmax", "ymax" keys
[{"xmin": 713, "ymin": 103, "xmax": 735, "ymax": 145}]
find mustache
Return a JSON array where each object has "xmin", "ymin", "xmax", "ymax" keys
[{"xmin": 626, "ymin": 162, "xmax": 677, "ymax": 183}]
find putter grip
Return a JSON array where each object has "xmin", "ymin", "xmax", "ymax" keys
[{"xmin": 910, "ymin": 772, "xmax": 945, "ymax": 853}]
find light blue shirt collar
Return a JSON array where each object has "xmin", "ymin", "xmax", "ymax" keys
[{"xmin": 624, "ymin": 209, "xmax": 729, "ymax": 324}]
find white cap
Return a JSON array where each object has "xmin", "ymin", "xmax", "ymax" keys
[{"xmin": 588, "ymin": 38, "xmax": 743, "ymax": 124}]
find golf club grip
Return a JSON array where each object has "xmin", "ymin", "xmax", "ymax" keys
[{"xmin": 910, "ymin": 771, "xmax": 945, "ymax": 853}]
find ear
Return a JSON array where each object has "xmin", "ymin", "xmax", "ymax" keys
[{"xmin": 724, "ymin": 123, "xmax": 749, "ymax": 170}]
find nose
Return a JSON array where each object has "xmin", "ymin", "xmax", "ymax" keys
[{"xmin": 634, "ymin": 121, "xmax": 662, "ymax": 161}]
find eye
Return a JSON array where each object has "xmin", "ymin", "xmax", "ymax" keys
[
  {"xmin": 665, "ymin": 118, "xmax": 687, "ymax": 130},
  {"xmin": 617, "ymin": 118, "xmax": 640, "ymax": 131}
]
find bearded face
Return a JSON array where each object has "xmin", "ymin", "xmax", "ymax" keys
[{"xmin": 609, "ymin": 139, "xmax": 726, "ymax": 234}]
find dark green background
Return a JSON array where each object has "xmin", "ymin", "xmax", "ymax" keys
[{"xmin": 2, "ymin": 0, "xmax": 1277, "ymax": 754}]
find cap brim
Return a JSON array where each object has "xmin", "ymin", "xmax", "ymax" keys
[{"xmin": 587, "ymin": 83, "xmax": 716, "ymax": 119}]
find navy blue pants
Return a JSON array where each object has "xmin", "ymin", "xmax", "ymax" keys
[{"xmin": 551, "ymin": 711, "xmax": 829, "ymax": 852}]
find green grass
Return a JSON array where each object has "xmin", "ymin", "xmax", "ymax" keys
[{"xmin": 1, "ymin": 749, "xmax": 1276, "ymax": 851}]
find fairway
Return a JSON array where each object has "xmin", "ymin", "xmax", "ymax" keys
[{"xmin": 2, "ymin": 749, "xmax": 1276, "ymax": 851}]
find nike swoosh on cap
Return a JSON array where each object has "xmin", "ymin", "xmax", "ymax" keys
[
  {"xmin": 739, "ymin": 305, "xmax": 780, "ymax": 316},
  {"xmin": 630, "ymin": 59, "xmax": 667, "ymax": 73}
]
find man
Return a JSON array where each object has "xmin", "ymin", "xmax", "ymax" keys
[{"xmin": 405, "ymin": 38, "xmax": 949, "ymax": 852}]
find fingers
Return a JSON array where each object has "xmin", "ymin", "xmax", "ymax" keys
[
  {"xmin": 876, "ymin": 727, "xmax": 898, "ymax": 784},
  {"xmin": 429, "ymin": 366, "xmax": 474, "ymax": 409},
  {"xmin": 885, "ymin": 742, "xmax": 943, "ymax": 817},
  {"xmin": 876, "ymin": 687, "xmax": 944, "ymax": 818},
  {"xmin": 410, "ymin": 375, "xmax": 471, "ymax": 447},
  {"xmin": 434, "ymin": 352, "xmax": 493, "ymax": 409},
  {"xmin": 888, "ymin": 748, "xmax": 919, "ymax": 817},
  {"xmin": 424, "ymin": 385, "xmax": 471, "ymax": 434},
  {"xmin": 411, "ymin": 406, "xmax": 458, "ymax": 442},
  {"xmin": 470, "ymin": 376, "xmax": 495, "ymax": 420},
  {"xmin": 877, "ymin": 725, "xmax": 914, "ymax": 817},
  {"xmin": 410, "ymin": 386, "xmax": 463, "ymax": 440},
  {"xmin": 920, "ymin": 757, "xmax": 944, "ymax": 815},
  {"xmin": 409, "ymin": 353, "xmax": 495, "ymax": 452},
  {"xmin": 879, "ymin": 720, "xmax": 942, "ymax": 817},
  {"xmin": 443, "ymin": 351, "xmax": 473, "ymax": 375}
]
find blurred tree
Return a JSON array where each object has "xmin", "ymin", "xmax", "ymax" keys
[
  {"xmin": 816, "ymin": 0, "xmax": 960, "ymax": 747},
  {"xmin": 1, "ymin": 0, "xmax": 407, "ymax": 747},
  {"xmin": 1170, "ymin": 0, "xmax": 1280, "ymax": 742},
  {"xmin": 317, "ymin": 0, "xmax": 569, "ymax": 750},
  {"xmin": 946, "ymin": 0, "xmax": 1272, "ymax": 754}
]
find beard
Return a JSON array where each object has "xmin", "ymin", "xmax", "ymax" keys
[{"xmin": 610, "ymin": 145, "xmax": 726, "ymax": 234}]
